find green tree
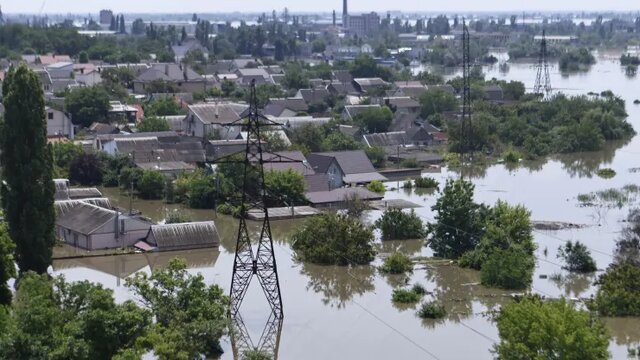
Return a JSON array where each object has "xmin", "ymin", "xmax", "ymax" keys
[
  {"xmin": 365, "ymin": 146, "xmax": 386, "ymax": 168},
  {"xmin": 264, "ymin": 169, "xmax": 307, "ymax": 207},
  {"xmin": 282, "ymin": 63, "xmax": 309, "ymax": 90},
  {"xmin": 557, "ymin": 241, "xmax": 598, "ymax": 273},
  {"xmin": 380, "ymin": 252, "xmax": 413, "ymax": 274},
  {"xmin": 427, "ymin": 179, "xmax": 486, "ymax": 259},
  {"xmin": 594, "ymin": 262, "xmax": 640, "ymax": 316},
  {"xmin": 288, "ymin": 123, "xmax": 327, "ymax": 152},
  {"xmin": 354, "ymin": 106, "xmax": 393, "ymax": 133},
  {"xmin": 52, "ymin": 142, "xmax": 84, "ymax": 177},
  {"xmin": 419, "ymin": 89, "xmax": 458, "ymax": 118},
  {"xmin": 64, "ymin": 86, "xmax": 111, "ymax": 127},
  {"xmin": 126, "ymin": 258, "xmax": 229, "ymax": 359},
  {"xmin": 481, "ymin": 247, "xmax": 535, "ymax": 289},
  {"xmin": 375, "ymin": 208, "xmax": 425, "ymax": 240},
  {"xmin": 0, "ymin": 65, "xmax": 55, "ymax": 274},
  {"xmin": 0, "ymin": 220, "xmax": 16, "ymax": 305},
  {"xmin": 366, "ymin": 180, "xmax": 386, "ymax": 194},
  {"xmin": 322, "ymin": 132, "xmax": 362, "ymax": 151},
  {"xmin": 144, "ymin": 97, "xmax": 185, "ymax": 116},
  {"xmin": 137, "ymin": 116, "xmax": 171, "ymax": 132},
  {"xmin": 137, "ymin": 170, "xmax": 166, "ymax": 199},
  {"xmin": 350, "ymin": 54, "xmax": 393, "ymax": 81},
  {"xmin": 78, "ymin": 50, "xmax": 89, "ymax": 64},
  {"xmin": 495, "ymin": 296, "xmax": 610, "ymax": 360},
  {"xmin": 292, "ymin": 213, "xmax": 376, "ymax": 265},
  {"xmin": 69, "ymin": 153, "xmax": 104, "ymax": 186}
]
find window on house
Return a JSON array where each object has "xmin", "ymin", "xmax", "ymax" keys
[{"xmin": 48, "ymin": 112, "xmax": 54, "ymax": 120}]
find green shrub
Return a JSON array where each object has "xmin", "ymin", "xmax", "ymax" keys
[
  {"xmin": 595, "ymin": 262, "xmax": 640, "ymax": 316},
  {"xmin": 557, "ymin": 241, "xmax": 597, "ymax": 273},
  {"xmin": 411, "ymin": 283, "xmax": 427, "ymax": 295},
  {"xmin": 400, "ymin": 158, "xmax": 420, "ymax": 168},
  {"xmin": 380, "ymin": 252, "xmax": 413, "ymax": 274},
  {"xmin": 366, "ymin": 180, "xmax": 386, "ymax": 194},
  {"xmin": 503, "ymin": 149, "xmax": 521, "ymax": 163},
  {"xmin": 417, "ymin": 301, "xmax": 446, "ymax": 319},
  {"xmin": 392, "ymin": 288, "xmax": 421, "ymax": 303},
  {"xmin": 402, "ymin": 180, "xmax": 413, "ymax": 189},
  {"xmin": 137, "ymin": 170, "xmax": 165, "ymax": 200},
  {"xmin": 216, "ymin": 203, "xmax": 240, "ymax": 217},
  {"xmin": 414, "ymin": 177, "xmax": 439, "ymax": 189},
  {"xmin": 481, "ymin": 247, "xmax": 535, "ymax": 290},
  {"xmin": 375, "ymin": 208, "xmax": 425, "ymax": 240},
  {"xmin": 596, "ymin": 168, "xmax": 616, "ymax": 179},
  {"xmin": 164, "ymin": 209, "xmax": 192, "ymax": 224}
]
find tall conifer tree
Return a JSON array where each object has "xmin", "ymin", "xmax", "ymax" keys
[{"xmin": 0, "ymin": 65, "xmax": 55, "ymax": 274}]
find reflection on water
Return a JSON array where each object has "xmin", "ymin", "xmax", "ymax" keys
[
  {"xmin": 549, "ymin": 273, "xmax": 595, "ymax": 298},
  {"xmin": 299, "ymin": 262, "xmax": 375, "ymax": 309}
]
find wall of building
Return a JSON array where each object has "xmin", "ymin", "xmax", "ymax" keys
[{"xmin": 46, "ymin": 109, "xmax": 74, "ymax": 139}]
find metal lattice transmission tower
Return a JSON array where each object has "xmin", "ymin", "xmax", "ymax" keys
[
  {"xmin": 461, "ymin": 19, "xmax": 472, "ymax": 161},
  {"xmin": 534, "ymin": 30, "xmax": 552, "ymax": 98},
  {"xmin": 215, "ymin": 81, "xmax": 284, "ymax": 359}
]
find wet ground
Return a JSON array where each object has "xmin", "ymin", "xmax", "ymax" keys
[{"xmin": 54, "ymin": 52, "xmax": 640, "ymax": 359}]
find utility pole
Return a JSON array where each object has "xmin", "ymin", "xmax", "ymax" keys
[
  {"xmin": 534, "ymin": 30, "xmax": 552, "ymax": 99},
  {"xmin": 461, "ymin": 18, "xmax": 472, "ymax": 174}
]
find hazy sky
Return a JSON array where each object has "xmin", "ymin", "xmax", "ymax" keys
[{"xmin": 3, "ymin": 0, "xmax": 640, "ymax": 14}]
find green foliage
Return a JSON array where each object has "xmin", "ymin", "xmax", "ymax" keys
[
  {"xmin": 392, "ymin": 288, "xmax": 422, "ymax": 303},
  {"xmin": 495, "ymin": 296, "xmax": 610, "ymax": 360},
  {"xmin": 366, "ymin": 180, "xmax": 386, "ymax": 194},
  {"xmin": 292, "ymin": 213, "xmax": 376, "ymax": 266},
  {"xmin": 64, "ymin": 86, "xmax": 111, "ymax": 127},
  {"xmin": 322, "ymin": 132, "xmax": 363, "ymax": 151},
  {"xmin": 52, "ymin": 142, "xmax": 84, "ymax": 177},
  {"xmin": 0, "ymin": 65, "xmax": 55, "ymax": 274},
  {"xmin": 557, "ymin": 241, "xmax": 598, "ymax": 273},
  {"xmin": 137, "ymin": 170, "xmax": 166, "ymax": 200},
  {"xmin": 502, "ymin": 148, "xmax": 521, "ymax": 163},
  {"xmin": 375, "ymin": 208, "xmax": 425, "ymax": 240},
  {"xmin": 559, "ymin": 48, "xmax": 596, "ymax": 72},
  {"xmin": 380, "ymin": 252, "xmax": 413, "ymax": 274},
  {"xmin": 288, "ymin": 123, "xmax": 328, "ymax": 152},
  {"xmin": 414, "ymin": 177, "xmax": 439, "ymax": 189},
  {"xmin": 350, "ymin": 54, "xmax": 393, "ymax": 81},
  {"xmin": 69, "ymin": 153, "xmax": 104, "ymax": 186},
  {"xmin": 365, "ymin": 146, "xmax": 386, "ymax": 168},
  {"xmin": 400, "ymin": 157, "xmax": 420, "ymax": 168},
  {"xmin": 282, "ymin": 62, "xmax": 309, "ymax": 90},
  {"xmin": 621, "ymin": 54, "xmax": 640, "ymax": 66},
  {"xmin": 427, "ymin": 179, "xmax": 486, "ymax": 259},
  {"xmin": 242, "ymin": 349, "xmax": 273, "ymax": 360},
  {"xmin": 419, "ymin": 89, "xmax": 458, "ymax": 118},
  {"xmin": 143, "ymin": 97, "xmax": 185, "ymax": 117},
  {"xmin": 0, "ymin": 272, "xmax": 151, "ymax": 359},
  {"xmin": 176, "ymin": 170, "xmax": 217, "ymax": 209},
  {"xmin": 354, "ymin": 106, "xmax": 393, "ymax": 133},
  {"xmin": 595, "ymin": 262, "xmax": 640, "ymax": 316},
  {"xmin": 0, "ymin": 221, "xmax": 16, "ymax": 305},
  {"xmin": 402, "ymin": 180, "xmax": 413, "ymax": 189},
  {"xmin": 596, "ymin": 168, "xmax": 616, "ymax": 179},
  {"xmin": 417, "ymin": 301, "xmax": 447, "ymax": 319},
  {"xmin": 164, "ymin": 209, "xmax": 192, "ymax": 224},
  {"xmin": 137, "ymin": 116, "xmax": 171, "ymax": 133},
  {"xmin": 481, "ymin": 247, "xmax": 535, "ymax": 290},
  {"xmin": 125, "ymin": 258, "xmax": 229, "ymax": 359},
  {"xmin": 264, "ymin": 169, "xmax": 307, "ymax": 207}
]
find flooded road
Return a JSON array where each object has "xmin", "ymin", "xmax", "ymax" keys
[{"xmin": 54, "ymin": 53, "xmax": 640, "ymax": 359}]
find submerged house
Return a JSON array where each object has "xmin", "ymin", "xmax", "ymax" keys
[
  {"xmin": 307, "ymin": 150, "xmax": 387, "ymax": 188},
  {"xmin": 55, "ymin": 202, "xmax": 152, "ymax": 250},
  {"xmin": 144, "ymin": 221, "xmax": 220, "ymax": 251}
]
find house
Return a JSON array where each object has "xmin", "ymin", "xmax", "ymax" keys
[
  {"xmin": 108, "ymin": 101, "xmax": 139, "ymax": 122},
  {"xmin": 392, "ymin": 82, "xmax": 428, "ymax": 99},
  {"xmin": 363, "ymin": 131, "xmax": 408, "ymax": 147},
  {"xmin": 232, "ymin": 58, "xmax": 262, "ymax": 69},
  {"xmin": 266, "ymin": 115, "xmax": 332, "ymax": 129},
  {"xmin": 95, "ymin": 132, "xmax": 180, "ymax": 153},
  {"xmin": 263, "ymin": 98, "xmax": 309, "ymax": 117},
  {"xmin": 89, "ymin": 122, "xmax": 118, "ymax": 135},
  {"xmin": 296, "ymin": 88, "xmax": 331, "ymax": 105},
  {"xmin": 338, "ymin": 124, "xmax": 364, "ymax": 140},
  {"xmin": 206, "ymin": 139, "xmax": 246, "ymax": 160},
  {"xmin": 172, "ymin": 40, "xmax": 208, "ymax": 63},
  {"xmin": 484, "ymin": 84, "xmax": 504, "ymax": 102},
  {"xmin": 326, "ymin": 81, "xmax": 359, "ymax": 97},
  {"xmin": 145, "ymin": 221, "xmax": 220, "ymax": 251},
  {"xmin": 342, "ymin": 104, "xmax": 381, "ymax": 122},
  {"xmin": 74, "ymin": 63, "xmax": 102, "ymax": 86},
  {"xmin": 306, "ymin": 187, "xmax": 383, "ymax": 208},
  {"xmin": 45, "ymin": 62, "xmax": 74, "ymax": 79},
  {"xmin": 352, "ymin": 78, "xmax": 389, "ymax": 94},
  {"xmin": 427, "ymin": 84, "xmax": 456, "ymax": 95},
  {"xmin": 133, "ymin": 63, "xmax": 206, "ymax": 94},
  {"xmin": 55, "ymin": 202, "xmax": 152, "ymax": 250},
  {"xmin": 239, "ymin": 130, "xmax": 291, "ymax": 148},
  {"xmin": 37, "ymin": 54, "xmax": 72, "ymax": 66},
  {"xmin": 34, "ymin": 69, "xmax": 53, "ymax": 93},
  {"xmin": 307, "ymin": 150, "xmax": 387, "ymax": 187},
  {"xmin": 383, "ymin": 97, "xmax": 420, "ymax": 113},
  {"xmin": 184, "ymin": 102, "xmax": 249, "ymax": 139},
  {"xmin": 236, "ymin": 68, "xmax": 272, "ymax": 85},
  {"xmin": 45, "ymin": 106, "xmax": 74, "ymax": 139},
  {"xmin": 263, "ymin": 151, "xmax": 315, "ymax": 176},
  {"xmin": 51, "ymin": 78, "xmax": 79, "ymax": 94}
]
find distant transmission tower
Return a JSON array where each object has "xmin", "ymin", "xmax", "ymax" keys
[
  {"xmin": 534, "ymin": 30, "xmax": 552, "ymax": 98},
  {"xmin": 461, "ymin": 18, "xmax": 472, "ymax": 164}
]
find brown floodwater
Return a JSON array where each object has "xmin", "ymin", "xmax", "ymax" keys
[{"xmin": 53, "ymin": 52, "xmax": 640, "ymax": 359}]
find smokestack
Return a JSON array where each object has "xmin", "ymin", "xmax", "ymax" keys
[
  {"xmin": 343, "ymin": 0, "xmax": 347, "ymax": 17},
  {"xmin": 165, "ymin": 64, "xmax": 169, "ymax": 76}
]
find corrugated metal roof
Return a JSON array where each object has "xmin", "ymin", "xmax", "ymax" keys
[
  {"xmin": 148, "ymin": 221, "xmax": 220, "ymax": 250},
  {"xmin": 56, "ymin": 202, "xmax": 117, "ymax": 235},
  {"xmin": 68, "ymin": 188, "xmax": 103, "ymax": 199},
  {"xmin": 306, "ymin": 187, "xmax": 383, "ymax": 205},
  {"xmin": 310, "ymin": 150, "xmax": 378, "ymax": 175},
  {"xmin": 188, "ymin": 102, "xmax": 249, "ymax": 124},
  {"xmin": 55, "ymin": 198, "xmax": 113, "ymax": 216}
]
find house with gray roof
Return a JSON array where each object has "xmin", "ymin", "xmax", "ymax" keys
[
  {"xmin": 56, "ymin": 202, "xmax": 152, "ymax": 250},
  {"xmin": 133, "ymin": 63, "xmax": 206, "ymax": 94},
  {"xmin": 353, "ymin": 78, "xmax": 389, "ymax": 94},
  {"xmin": 184, "ymin": 102, "xmax": 249, "ymax": 138},
  {"xmin": 145, "ymin": 221, "xmax": 220, "ymax": 251},
  {"xmin": 383, "ymin": 97, "xmax": 420, "ymax": 113},
  {"xmin": 263, "ymin": 98, "xmax": 309, "ymax": 117},
  {"xmin": 236, "ymin": 68, "xmax": 271, "ymax": 85},
  {"xmin": 306, "ymin": 187, "xmax": 383, "ymax": 208},
  {"xmin": 341, "ymin": 104, "xmax": 381, "ymax": 122},
  {"xmin": 172, "ymin": 40, "xmax": 208, "ymax": 63},
  {"xmin": 296, "ymin": 88, "xmax": 331, "ymax": 105},
  {"xmin": 307, "ymin": 150, "xmax": 387, "ymax": 187}
]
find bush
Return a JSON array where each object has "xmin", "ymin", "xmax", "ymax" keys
[
  {"xmin": 502, "ymin": 149, "xmax": 521, "ymax": 163},
  {"xmin": 400, "ymin": 158, "xmax": 420, "ymax": 168},
  {"xmin": 596, "ymin": 168, "xmax": 616, "ymax": 179},
  {"xmin": 164, "ymin": 209, "xmax": 192, "ymax": 224},
  {"xmin": 375, "ymin": 208, "xmax": 425, "ymax": 240},
  {"xmin": 411, "ymin": 283, "xmax": 427, "ymax": 295},
  {"xmin": 392, "ymin": 288, "xmax": 421, "ymax": 303},
  {"xmin": 137, "ymin": 170, "xmax": 165, "ymax": 199},
  {"xmin": 366, "ymin": 180, "xmax": 386, "ymax": 194},
  {"xmin": 68, "ymin": 153, "xmax": 104, "ymax": 186},
  {"xmin": 417, "ymin": 301, "xmax": 446, "ymax": 319},
  {"xmin": 137, "ymin": 116, "xmax": 170, "ymax": 132},
  {"xmin": 402, "ymin": 180, "xmax": 413, "ymax": 189},
  {"xmin": 344, "ymin": 193, "xmax": 367, "ymax": 218},
  {"xmin": 481, "ymin": 247, "xmax": 535, "ymax": 290},
  {"xmin": 414, "ymin": 177, "xmax": 439, "ymax": 189},
  {"xmin": 557, "ymin": 241, "xmax": 597, "ymax": 273},
  {"xmin": 595, "ymin": 262, "xmax": 640, "ymax": 316},
  {"xmin": 495, "ymin": 295, "xmax": 610, "ymax": 360},
  {"xmin": 380, "ymin": 252, "xmax": 413, "ymax": 274},
  {"xmin": 292, "ymin": 213, "xmax": 375, "ymax": 266},
  {"xmin": 216, "ymin": 203, "xmax": 240, "ymax": 217}
]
